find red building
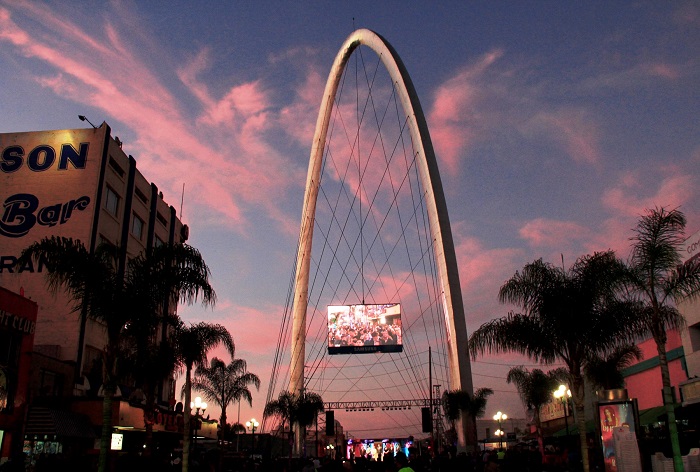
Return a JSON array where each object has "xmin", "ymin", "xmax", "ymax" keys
[
  {"xmin": 622, "ymin": 329, "xmax": 687, "ymax": 411},
  {"xmin": 0, "ymin": 286, "xmax": 38, "ymax": 461}
]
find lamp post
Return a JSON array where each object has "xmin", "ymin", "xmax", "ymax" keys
[
  {"xmin": 493, "ymin": 411, "xmax": 507, "ymax": 449},
  {"xmin": 553, "ymin": 385, "xmax": 571, "ymax": 437},
  {"xmin": 246, "ymin": 418, "xmax": 259, "ymax": 455},
  {"xmin": 190, "ymin": 397, "xmax": 207, "ymax": 451}
]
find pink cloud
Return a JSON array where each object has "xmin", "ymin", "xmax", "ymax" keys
[
  {"xmin": 279, "ymin": 69, "xmax": 325, "ymax": 146},
  {"xmin": 0, "ymin": 3, "xmax": 304, "ymax": 236},
  {"xmin": 523, "ymin": 109, "xmax": 601, "ymax": 165},
  {"xmin": 428, "ymin": 49, "xmax": 504, "ymax": 174},
  {"xmin": 519, "ymin": 218, "xmax": 591, "ymax": 249}
]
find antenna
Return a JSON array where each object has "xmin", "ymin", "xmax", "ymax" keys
[{"xmin": 180, "ymin": 183, "xmax": 185, "ymax": 219}]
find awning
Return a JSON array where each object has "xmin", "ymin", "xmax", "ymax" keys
[
  {"xmin": 24, "ymin": 406, "xmax": 98, "ymax": 439},
  {"xmin": 551, "ymin": 419, "xmax": 596, "ymax": 437},
  {"xmin": 638, "ymin": 405, "xmax": 669, "ymax": 425}
]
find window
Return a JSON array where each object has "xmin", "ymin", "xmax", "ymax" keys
[
  {"xmin": 154, "ymin": 236, "xmax": 164, "ymax": 248},
  {"xmin": 131, "ymin": 214, "xmax": 144, "ymax": 240},
  {"xmin": 108, "ymin": 157, "xmax": 125, "ymax": 177},
  {"xmin": 689, "ymin": 322, "xmax": 700, "ymax": 351},
  {"xmin": 135, "ymin": 187, "xmax": 148, "ymax": 205},
  {"xmin": 105, "ymin": 187, "xmax": 120, "ymax": 216},
  {"xmin": 38, "ymin": 369, "xmax": 64, "ymax": 397},
  {"xmin": 82, "ymin": 345, "xmax": 103, "ymax": 376},
  {"xmin": 0, "ymin": 331, "xmax": 20, "ymax": 412}
]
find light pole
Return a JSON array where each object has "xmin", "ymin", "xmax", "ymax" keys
[
  {"xmin": 554, "ymin": 385, "xmax": 571, "ymax": 438},
  {"xmin": 190, "ymin": 397, "xmax": 207, "ymax": 451},
  {"xmin": 246, "ymin": 418, "xmax": 259, "ymax": 455},
  {"xmin": 493, "ymin": 411, "xmax": 507, "ymax": 449}
]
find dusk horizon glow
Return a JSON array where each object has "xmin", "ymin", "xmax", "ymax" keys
[{"xmin": 1, "ymin": 1, "xmax": 699, "ymax": 440}]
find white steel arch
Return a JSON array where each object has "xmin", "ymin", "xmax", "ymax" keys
[{"xmin": 290, "ymin": 28, "xmax": 474, "ymax": 451}]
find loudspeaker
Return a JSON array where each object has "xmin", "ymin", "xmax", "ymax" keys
[
  {"xmin": 421, "ymin": 407, "xmax": 432, "ymax": 433},
  {"xmin": 326, "ymin": 411, "xmax": 335, "ymax": 436}
]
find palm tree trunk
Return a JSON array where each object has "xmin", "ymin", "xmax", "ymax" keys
[
  {"xmin": 143, "ymin": 391, "xmax": 155, "ymax": 457},
  {"xmin": 534, "ymin": 409, "xmax": 545, "ymax": 461},
  {"xmin": 98, "ymin": 388, "xmax": 114, "ymax": 472},
  {"xmin": 572, "ymin": 374, "xmax": 590, "ymax": 472},
  {"xmin": 98, "ymin": 351, "xmax": 117, "ymax": 472},
  {"xmin": 656, "ymin": 339, "xmax": 683, "ymax": 472},
  {"xmin": 219, "ymin": 409, "xmax": 227, "ymax": 472},
  {"xmin": 183, "ymin": 365, "xmax": 192, "ymax": 472}
]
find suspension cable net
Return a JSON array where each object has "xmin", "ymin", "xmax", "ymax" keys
[{"xmin": 265, "ymin": 42, "xmax": 455, "ymax": 440}]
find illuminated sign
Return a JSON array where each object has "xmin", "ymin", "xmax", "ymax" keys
[{"xmin": 327, "ymin": 303, "xmax": 402, "ymax": 355}]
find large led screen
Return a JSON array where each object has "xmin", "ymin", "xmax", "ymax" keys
[{"xmin": 328, "ymin": 303, "xmax": 402, "ymax": 354}]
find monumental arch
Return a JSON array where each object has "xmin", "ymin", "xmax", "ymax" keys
[{"xmin": 286, "ymin": 29, "xmax": 475, "ymax": 452}]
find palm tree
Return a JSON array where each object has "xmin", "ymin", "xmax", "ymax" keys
[
  {"xmin": 264, "ymin": 390, "xmax": 295, "ymax": 451},
  {"xmin": 264, "ymin": 390, "xmax": 324, "ymax": 457},
  {"xmin": 18, "ymin": 237, "xmax": 127, "ymax": 472},
  {"xmin": 624, "ymin": 207, "xmax": 700, "ymax": 472},
  {"xmin": 122, "ymin": 243, "xmax": 216, "ymax": 455},
  {"xmin": 506, "ymin": 367, "xmax": 562, "ymax": 459},
  {"xmin": 295, "ymin": 391, "xmax": 324, "ymax": 457},
  {"xmin": 584, "ymin": 345, "xmax": 642, "ymax": 391},
  {"xmin": 174, "ymin": 322, "xmax": 234, "ymax": 472},
  {"xmin": 469, "ymin": 252, "xmax": 641, "ymax": 472},
  {"xmin": 442, "ymin": 388, "xmax": 493, "ymax": 447},
  {"xmin": 191, "ymin": 356, "xmax": 260, "ymax": 469}
]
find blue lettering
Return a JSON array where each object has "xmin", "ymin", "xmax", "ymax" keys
[
  {"xmin": 27, "ymin": 145, "xmax": 55, "ymax": 171},
  {"xmin": 1, "ymin": 146, "xmax": 24, "ymax": 173},
  {"xmin": 0, "ymin": 255, "xmax": 47, "ymax": 274},
  {"xmin": 0, "ymin": 193, "xmax": 37, "ymax": 237},
  {"xmin": 0, "ymin": 193, "xmax": 90, "ymax": 238},
  {"xmin": 0, "ymin": 143, "xmax": 89, "ymax": 172},
  {"xmin": 37, "ymin": 203, "xmax": 62, "ymax": 227},
  {"xmin": 59, "ymin": 143, "xmax": 88, "ymax": 170}
]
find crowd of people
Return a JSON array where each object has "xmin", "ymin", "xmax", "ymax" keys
[{"xmin": 328, "ymin": 322, "xmax": 402, "ymax": 348}]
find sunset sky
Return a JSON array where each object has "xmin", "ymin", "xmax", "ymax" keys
[{"xmin": 1, "ymin": 1, "xmax": 699, "ymax": 439}]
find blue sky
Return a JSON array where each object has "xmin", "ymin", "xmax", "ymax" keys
[{"xmin": 1, "ymin": 1, "xmax": 699, "ymax": 438}]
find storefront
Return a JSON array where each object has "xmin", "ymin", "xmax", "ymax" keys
[{"xmin": 0, "ymin": 286, "xmax": 38, "ymax": 463}]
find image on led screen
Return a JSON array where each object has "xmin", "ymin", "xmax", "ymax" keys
[{"xmin": 327, "ymin": 303, "xmax": 402, "ymax": 354}]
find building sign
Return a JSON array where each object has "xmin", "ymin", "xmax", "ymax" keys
[
  {"xmin": 682, "ymin": 229, "xmax": 700, "ymax": 265},
  {"xmin": 0, "ymin": 128, "xmax": 104, "ymax": 291},
  {"xmin": 0, "ymin": 308, "xmax": 36, "ymax": 335}
]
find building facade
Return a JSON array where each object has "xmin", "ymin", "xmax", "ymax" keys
[
  {"xmin": 0, "ymin": 287, "xmax": 38, "ymax": 461},
  {"xmin": 0, "ymin": 123, "xmax": 188, "ymax": 461},
  {"xmin": 679, "ymin": 228, "xmax": 700, "ymax": 406}
]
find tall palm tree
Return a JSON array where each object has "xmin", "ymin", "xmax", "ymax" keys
[
  {"xmin": 584, "ymin": 345, "xmax": 642, "ymax": 391},
  {"xmin": 264, "ymin": 390, "xmax": 324, "ymax": 457},
  {"xmin": 469, "ymin": 252, "xmax": 640, "ymax": 472},
  {"xmin": 122, "ymin": 243, "xmax": 216, "ymax": 455},
  {"xmin": 442, "ymin": 388, "xmax": 493, "ymax": 447},
  {"xmin": 264, "ymin": 390, "xmax": 295, "ymax": 449},
  {"xmin": 506, "ymin": 367, "xmax": 561, "ymax": 459},
  {"xmin": 174, "ymin": 322, "xmax": 234, "ymax": 472},
  {"xmin": 18, "ymin": 237, "xmax": 127, "ymax": 472},
  {"xmin": 295, "ymin": 391, "xmax": 324, "ymax": 457},
  {"xmin": 624, "ymin": 207, "xmax": 700, "ymax": 472},
  {"xmin": 191, "ymin": 356, "xmax": 260, "ymax": 469}
]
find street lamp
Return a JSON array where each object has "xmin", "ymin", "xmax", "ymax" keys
[
  {"xmin": 553, "ymin": 385, "xmax": 572, "ymax": 437},
  {"xmin": 493, "ymin": 411, "xmax": 507, "ymax": 449},
  {"xmin": 190, "ymin": 397, "xmax": 207, "ymax": 450},
  {"xmin": 246, "ymin": 418, "xmax": 259, "ymax": 454}
]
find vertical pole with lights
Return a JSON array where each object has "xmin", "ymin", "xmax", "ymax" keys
[
  {"xmin": 553, "ymin": 385, "xmax": 571, "ymax": 438},
  {"xmin": 190, "ymin": 397, "xmax": 207, "ymax": 451},
  {"xmin": 246, "ymin": 418, "xmax": 259, "ymax": 455},
  {"xmin": 493, "ymin": 411, "xmax": 507, "ymax": 449}
]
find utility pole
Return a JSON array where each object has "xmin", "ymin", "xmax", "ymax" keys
[{"xmin": 433, "ymin": 384, "xmax": 442, "ymax": 454}]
